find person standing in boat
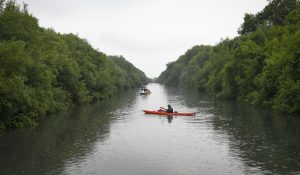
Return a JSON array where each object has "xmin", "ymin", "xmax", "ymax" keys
[{"xmin": 160, "ymin": 105, "xmax": 173, "ymax": 113}]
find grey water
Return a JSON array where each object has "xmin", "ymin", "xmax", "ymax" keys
[{"xmin": 0, "ymin": 83, "xmax": 300, "ymax": 175}]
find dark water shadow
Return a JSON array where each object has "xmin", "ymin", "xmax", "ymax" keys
[
  {"xmin": 211, "ymin": 100, "xmax": 300, "ymax": 174},
  {"xmin": 0, "ymin": 89, "xmax": 138, "ymax": 175}
]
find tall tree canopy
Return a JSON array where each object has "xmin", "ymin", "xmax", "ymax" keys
[
  {"xmin": 0, "ymin": 0, "xmax": 149, "ymax": 131},
  {"xmin": 157, "ymin": 0, "xmax": 300, "ymax": 113}
]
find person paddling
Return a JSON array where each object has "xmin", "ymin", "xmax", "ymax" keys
[{"xmin": 160, "ymin": 104, "xmax": 173, "ymax": 113}]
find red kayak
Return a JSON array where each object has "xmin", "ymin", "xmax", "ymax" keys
[{"xmin": 143, "ymin": 110, "xmax": 195, "ymax": 116}]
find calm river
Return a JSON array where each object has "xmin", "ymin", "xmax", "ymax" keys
[{"xmin": 0, "ymin": 83, "xmax": 300, "ymax": 175}]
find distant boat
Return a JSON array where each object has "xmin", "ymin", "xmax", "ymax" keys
[{"xmin": 140, "ymin": 87, "xmax": 151, "ymax": 95}]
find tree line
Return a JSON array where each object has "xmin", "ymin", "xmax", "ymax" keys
[
  {"xmin": 0, "ymin": 0, "xmax": 149, "ymax": 131},
  {"xmin": 157, "ymin": 0, "xmax": 300, "ymax": 114}
]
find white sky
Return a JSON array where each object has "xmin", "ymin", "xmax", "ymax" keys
[{"xmin": 17, "ymin": 0, "xmax": 268, "ymax": 78}]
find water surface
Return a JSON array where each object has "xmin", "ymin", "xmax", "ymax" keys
[{"xmin": 0, "ymin": 83, "xmax": 300, "ymax": 175}]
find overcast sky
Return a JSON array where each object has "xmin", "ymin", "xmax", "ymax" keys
[{"xmin": 17, "ymin": 0, "xmax": 268, "ymax": 78}]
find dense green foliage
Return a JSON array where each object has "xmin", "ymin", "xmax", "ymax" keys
[
  {"xmin": 109, "ymin": 55, "xmax": 149, "ymax": 89},
  {"xmin": 157, "ymin": 0, "xmax": 300, "ymax": 113},
  {"xmin": 0, "ymin": 0, "xmax": 148, "ymax": 131}
]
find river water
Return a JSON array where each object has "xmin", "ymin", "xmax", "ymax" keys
[{"xmin": 0, "ymin": 83, "xmax": 300, "ymax": 175}]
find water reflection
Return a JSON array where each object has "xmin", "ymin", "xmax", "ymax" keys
[
  {"xmin": 167, "ymin": 115, "xmax": 173, "ymax": 123},
  {"xmin": 1, "ymin": 84, "xmax": 300, "ymax": 175},
  {"xmin": 162, "ymin": 84, "xmax": 300, "ymax": 174},
  {"xmin": 211, "ymin": 101, "xmax": 300, "ymax": 174},
  {"xmin": 0, "ymin": 89, "xmax": 138, "ymax": 175}
]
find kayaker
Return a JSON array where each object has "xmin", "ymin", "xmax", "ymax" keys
[
  {"xmin": 160, "ymin": 105, "xmax": 173, "ymax": 113},
  {"xmin": 166, "ymin": 105, "xmax": 173, "ymax": 113}
]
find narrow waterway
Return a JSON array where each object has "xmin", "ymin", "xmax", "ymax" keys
[{"xmin": 0, "ymin": 83, "xmax": 300, "ymax": 175}]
